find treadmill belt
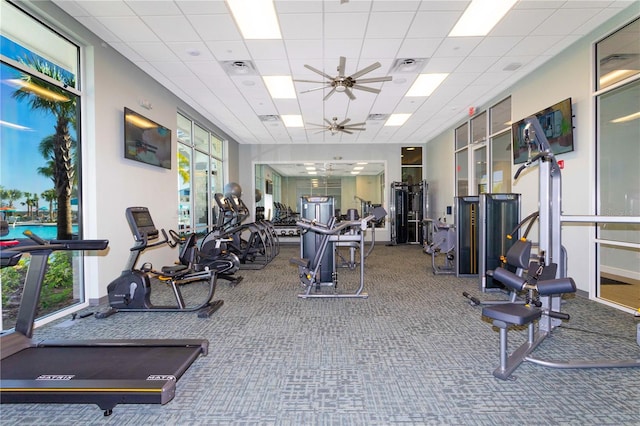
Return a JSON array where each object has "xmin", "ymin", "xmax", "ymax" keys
[{"xmin": 1, "ymin": 346, "xmax": 202, "ymax": 380}]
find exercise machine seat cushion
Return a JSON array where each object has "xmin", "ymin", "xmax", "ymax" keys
[{"xmin": 482, "ymin": 303, "xmax": 542, "ymax": 326}]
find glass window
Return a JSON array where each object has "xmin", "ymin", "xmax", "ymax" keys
[
  {"xmin": 490, "ymin": 97, "xmax": 511, "ymax": 134},
  {"xmin": 456, "ymin": 149, "xmax": 468, "ymax": 196},
  {"xmin": 455, "ymin": 123, "xmax": 468, "ymax": 150},
  {"xmin": 473, "ymin": 146, "xmax": 487, "ymax": 194},
  {"xmin": 490, "ymin": 132, "xmax": 512, "ymax": 193},
  {"xmin": 1, "ymin": 2, "xmax": 82, "ymax": 330},
  {"xmin": 596, "ymin": 18, "xmax": 640, "ymax": 90},
  {"xmin": 401, "ymin": 146, "xmax": 422, "ymax": 185},
  {"xmin": 176, "ymin": 112, "xmax": 225, "ymax": 233},
  {"xmin": 471, "ymin": 112, "xmax": 487, "ymax": 144},
  {"xmin": 595, "ymin": 20, "xmax": 640, "ymax": 310}
]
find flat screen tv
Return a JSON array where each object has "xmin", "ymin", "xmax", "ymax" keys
[
  {"xmin": 124, "ymin": 107, "xmax": 172, "ymax": 169},
  {"xmin": 511, "ymin": 97, "xmax": 574, "ymax": 165}
]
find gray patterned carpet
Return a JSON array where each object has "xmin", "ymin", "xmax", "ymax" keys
[{"xmin": 1, "ymin": 243, "xmax": 639, "ymax": 425}]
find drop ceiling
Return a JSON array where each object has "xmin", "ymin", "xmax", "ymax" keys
[{"xmin": 53, "ymin": 0, "xmax": 637, "ymax": 145}]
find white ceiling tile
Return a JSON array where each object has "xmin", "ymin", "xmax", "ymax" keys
[
  {"xmin": 127, "ymin": 1, "xmax": 182, "ymax": 15},
  {"xmin": 141, "ymin": 16, "xmax": 201, "ymax": 42},
  {"xmin": 274, "ymin": 1, "xmax": 323, "ymax": 14},
  {"xmin": 507, "ymin": 35, "xmax": 566, "ymax": 56},
  {"xmin": 491, "ymin": 8, "xmax": 556, "ymax": 37},
  {"xmin": 205, "ymin": 41, "xmax": 251, "ymax": 61},
  {"xmin": 128, "ymin": 42, "xmax": 180, "ymax": 62},
  {"xmin": 396, "ymin": 38, "xmax": 443, "ymax": 59},
  {"xmin": 433, "ymin": 37, "xmax": 482, "ymax": 57},
  {"xmin": 470, "ymin": 37, "xmax": 523, "ymax": 57},
  {"xmin": 245, "ymin": 40, "xmax": 288, "ymax": 60},
  {"xmin": 70, "ymin": 0, "xmax": 134, "ymax": 17},
  {"xmin": 455, "ymin": 56, "xmax": 500, "ymax": 73},
  {"xmin": 532, "ymin": 8, "xmax": 601, "ymax": 36},
  {"xmin": 176, "ymin": 1, "xmax": 229, "ymax": 15},
  {"xmin": 406, "ymin": 11, "xmax": 461, "ymax": 38},
  {"xmin": 187, "ymin": 14, "xmax": 243, "ymax": 41},
  {"xmin": 324, "ymin": 39, "xmax": 364, "ymax": 60},
  {"xmin": 361, "ymin": 38, "xmax": 403, "ymax": 59},
  {"xmin": 324, "ymin": 13, "xmax": 369, "ymax": 39},
  {"xmin": 253, "ymin": 59, "xmax": 293, "ymax": 75},
  {"xmin": 279, "ymin": 14, "xmax": 323, "ymax": 39},
  {"xmin": 166, "ymin": 42, "xmax": 216, "ymax": 61},
  {"xmin": 99, "ymin": 17, "xmax": 160, "ymax": 42},
  {"xmin": 366, "ymin": 12, "xmax": 416, "ymax": 38},
  {"xmin": 285, "ymin": 40, "xmax": 325, "ymax": 59}
]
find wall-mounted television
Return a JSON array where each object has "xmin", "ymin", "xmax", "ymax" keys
[
  {"xmin": 511, "ymin": 97, "xmax": 574, "ymax": 164},
  {"xmin": 124, "ymin": 107, "xmax": 172, "ymax": 169}
]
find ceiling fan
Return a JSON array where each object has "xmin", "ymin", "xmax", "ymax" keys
[
  {"xmin": 295, "ymin": 56, "xmax": 392, "ymax": 101},
  {"xmin": 306, "ymin": 117, "xmax": 366, "ymax": 135}
]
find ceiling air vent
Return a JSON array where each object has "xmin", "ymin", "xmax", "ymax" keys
[
  {"xmin": 258, "ymin": 115, "xmax": 280, "ymax": 122},
  {"xmin": 389, "ymin": 58, "xmax": 428, "ymax": 74},
  {"xmin": 367, "ymin": 114, "xmax": 389, "ymax": 121},
  {"xmin": 221, "ymin": 60, "xmax": 258, "ymax": 76}
]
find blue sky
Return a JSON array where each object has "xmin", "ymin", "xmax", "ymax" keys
[{"xmin": 1, "ymin": 36, "xmax": 77, "ymax": 208}]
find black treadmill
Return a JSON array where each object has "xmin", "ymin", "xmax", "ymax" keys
[{"xmin": 0, "ymin": 227, "xmax": 209, "ymax": 416}]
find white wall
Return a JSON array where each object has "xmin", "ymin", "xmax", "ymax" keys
[
  {"xmin": 26, "ymin": 1, "xmax": 241, "ymax": 302},
  {"xmin": 425, "ymin": 7, "xmax": 640, "ymax": 293}
]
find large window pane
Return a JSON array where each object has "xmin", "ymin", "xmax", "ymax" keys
[
  {"xmin": 490, "ymin": 97, "xmax": 511, "ymax": 134},
  {"xmin": 490, "ymin": 132, "xmax": 512, "ymax": 193},
  {"xmin": 1, "ymin": 4, "xmax": 82, "ymax": 330},
  {"xmin": 456, "ymin": 149, "xmax": 468, "ymax": 196},
  {"xmin": 193, "ymin": 150, "xmax": 210, "ymax": 233},
  {"xmin": 178, "ymin": 142, "xmax": 192, "ymax": 231},
  {"xmin": 597, "ymin": 79, "xmax": 640, "ymax": 309},
  {"xmin": 596, "ymin": 18, "xmax": 640, "ymax": 90},
  {"xmin": 471, "ymin": 112, "xmax": 487, "ymax": 144},
  {"xmin": 455, "ymin": 123, "xmax": 468, "ymax": 150},
  {"xmin": 473, "ymin": 146, "xmax": 487, "ymax": 194}
]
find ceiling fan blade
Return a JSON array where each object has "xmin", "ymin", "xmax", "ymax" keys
[
  {"xmin": 337, "ymin": 118, "xmax": 351, "ymax": 126},
  {"xmin": 352, "ymin": 84, "xmax": 381, "ymax": 94},
  {"xmin": 293, "ymin": 79, "xmax": 328, "ymax": 84},
  {"xmin": 324, "ymin": 118, "xmax": 334, "ymax": 126},
  {"xmin": 355, "ymin": 76, "xmax": 393, "ymax": 84},
  {"xmin": 343, "ymin": 127, "xmax": 366, "ymax": 131},
  {"xmin": 344, "ymin": 86, "xmax": 356, "ymax": 100},
  {"xmin": 300, "ymin": 86, "xmax": 331, "ymax": 94},
  {"xmin": 304, "ymin": 64, "xmax": 335, "ymax": 81},
  {"xmin": 337, "ymin": 56, "xmax": 347, "ymax": 76},
  {"xmin": 349, "ymin": 61, "xmax": 381, "ymax": 79},
  {"xmin": 323, "ymin": 87, "xmax": 337, "ymax": 101},
  {"xmin": 344, "ymin": 122, "xmax": 366, "ymax": 127},
  {"xmin": 313, "ymin": 129, "xmax": 328, "ymax": 134}
]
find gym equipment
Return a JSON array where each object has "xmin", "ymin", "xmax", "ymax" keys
[
  {"xmin": 455, "ymin": 195, "xmax": 479, "ymax": 276},
  {"xmin": 202, "ymin": 185, "xmax": 279, "ymax": 270},
  {"xmin": 479, "ymin": 193, "xmax": 521, "ymax": 291},
  {"xmin": 299, "ymin": 195, "xmax": 335, "ymax": 283},
  {"xmin": 0, "ymin": 230, "xmax": 209, "ymax": 416},
  {"xmin": 290, "ymin": 206, "xmax": 387, "ymax": 299},
  {"xmin": 390, "ymin": 180, "xmax": 428, "ymax": 245},
  {"xmin": 96, "ymin": 207, "xmax": 223, "ymax": 319},
  {"xmin": 424, "ymin": 220, "xmax": 456, "ymax": 275},
  {"xmin": 480, "ymin": 116, "xmax": 640, "ymax": 380}
]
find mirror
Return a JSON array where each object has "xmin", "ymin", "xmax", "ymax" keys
[{"xmin": 255, "ymin": 162, "xmax": 385, "ymax": 225}]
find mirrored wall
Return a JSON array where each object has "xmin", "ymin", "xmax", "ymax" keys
[{"xmin": 255, "ymin": 162, "xmax": 385, "ymax": 226}]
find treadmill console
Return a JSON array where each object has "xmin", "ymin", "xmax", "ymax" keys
[{"xmin": 126, "ymin": 207, "xmax": 159, "ymax": 241}]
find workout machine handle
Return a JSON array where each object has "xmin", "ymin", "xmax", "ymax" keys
[{"xmin": 296, "ymin": 208, "xmax": 387, "ymax": 236}]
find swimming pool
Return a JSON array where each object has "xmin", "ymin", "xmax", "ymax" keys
[{"xmin": 3, "ymin": 224, "xmax": 79, "ymax": 240}]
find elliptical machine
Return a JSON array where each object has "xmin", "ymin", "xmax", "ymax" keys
[{"xmin": 96, "ymin": 207, "xmax": 223, "ymax": 319}]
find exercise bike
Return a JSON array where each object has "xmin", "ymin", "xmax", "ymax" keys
[{"xmin": 96, "ymin": 207, "xmax": 223, "ymax": 319}]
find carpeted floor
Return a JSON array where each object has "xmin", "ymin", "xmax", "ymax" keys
[{"xmin": 1, "ymin": 243, "xmax": 639, "ymax": 425}]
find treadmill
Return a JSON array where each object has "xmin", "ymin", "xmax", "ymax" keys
[{"xmin": 0, "ymin": 225, "xmax": 209, "ymax": 416}]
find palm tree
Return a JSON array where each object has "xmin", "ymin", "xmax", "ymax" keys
[
  {"xmin": 41, "ymin": 189, "xmax": 57, "ymax": 222},
  {"xmin": 12, "ymin": 56, "xmax": 77, "ymax": 239},
  {"xmin": 0, "ymin": 187, "xmax": 23, "ymax": 208}
]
